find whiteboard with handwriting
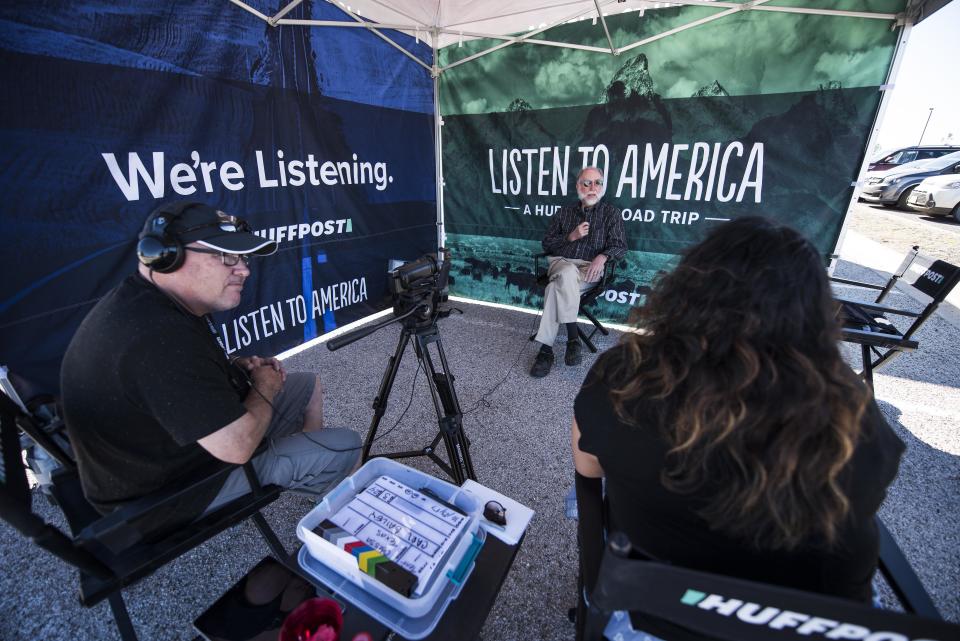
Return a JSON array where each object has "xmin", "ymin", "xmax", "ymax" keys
[{"xmin": 329, "ymin": 475, "xmax": 469, "ymax": 596}]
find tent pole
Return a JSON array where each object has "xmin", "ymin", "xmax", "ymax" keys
[
  {"xmin": 433, "ymin": 30, "xmax": 445, "ymax": 254},
  {"xmin": 592, "ymin": 0, "xmax": 617, "ymax": 55},
  {"xmin": 832, "ymin": 14, "xmax": 913, "ymax": 273}
]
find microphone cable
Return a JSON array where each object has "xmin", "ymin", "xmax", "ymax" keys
[
  {"xmin": 460, "ymin": 297, "xmax": 546, "ymax": 417},
  {"xmin": 240, "ymin": 358, "xmax": 424, "ymax": 454}
]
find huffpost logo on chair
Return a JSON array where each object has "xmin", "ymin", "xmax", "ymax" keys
[{"xmin": 679, "ymin": 589, "xmax": 943, "ymax": 641}]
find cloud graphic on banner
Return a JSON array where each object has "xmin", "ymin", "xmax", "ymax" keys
[
  {"xmin": 668, "ymin": 78, "xmax": 698, "ymax": 98},
  {"xmin": 533, "ymin": 54, "xmax": 605, "ymax": 106},
  {"xmin": 463, "ymin": 98, "xmax": 488, "ymax": 114},
  {"xmin": 813, "ymin": 48, "xmax": 888, "ymax": 88}
]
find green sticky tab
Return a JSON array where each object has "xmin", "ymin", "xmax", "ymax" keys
[{"xmin": 681, "ymin": 589, "xmax": 707, "ymax": 606}]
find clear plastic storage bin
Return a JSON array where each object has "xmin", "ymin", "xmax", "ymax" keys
[{"xmin": 296, "ymin": 458, "xmax": 482, "ymax": 628}]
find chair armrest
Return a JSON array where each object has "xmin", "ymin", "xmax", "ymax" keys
[
  {"xmin": 600, "ymin": 257, "xmax": 616, "ymax": 285},
  {"xmin": 75, "ymin": 454, "xmax": 274, "ymax": 554},
  {"xmin": 575, "ymin": 472, "xmax": 605, "ymax": 596},
  {"xmin": 830, "ymin": 276, "xmax": 886, "ymax": 290},
  {"xmin": 835, "ymin": 298, "xmax": 922, "ymax": 319},
  {"xmin": 840, "ymin": 327, "xmax": 918, "ymax": 351},
  {"xmin": 534, "ymin": 253, "xmax": 548, "ymax": 282}
]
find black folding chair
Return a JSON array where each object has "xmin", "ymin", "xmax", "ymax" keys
[
  {"xmin": 833, "ymin": 246, "xmax": 960, "ymax": 385},
  {"xmin": 0, "ymin": 391, "xmax": 289, "ymax": 641},
  {"xmin": 573, "ymin": 473, "xmax": 953, "ymax": 641},
  {"xmin": 530, "ymin": 253, "xmax": 618, "ymax": 353}
]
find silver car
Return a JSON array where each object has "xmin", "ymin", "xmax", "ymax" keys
[{"xmin": 860, "ymin": 150, "xmax": 960, "ymax": 209}]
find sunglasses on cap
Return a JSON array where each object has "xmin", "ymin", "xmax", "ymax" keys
[{"xmin": 179, "ymin": 212, "xmax": 253, "ymax": 235}]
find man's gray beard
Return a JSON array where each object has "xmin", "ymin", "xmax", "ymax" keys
[{"xmin": 581, "ymin": 195, "xmax": 600, "ymax": 207}]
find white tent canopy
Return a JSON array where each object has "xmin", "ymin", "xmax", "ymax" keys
[{"xmin": 227, "ymin": 0, "xmax": 937, "ymax": 74}]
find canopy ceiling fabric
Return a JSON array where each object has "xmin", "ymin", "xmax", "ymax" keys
[{"xmin": 231, "ymin": 0, "xmax": 941, "ymax": 61}]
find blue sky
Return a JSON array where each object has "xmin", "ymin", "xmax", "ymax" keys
[{"xmin": 874, "ymin": 0, "xmax": 959, "ymax": 153}]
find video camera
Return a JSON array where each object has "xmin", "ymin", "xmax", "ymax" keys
[
  {"xmin": 387, "ymin": 248, "xmax": 452, "ymax": 323},
  {"xmin": 326, "ymin": 248, "xmax": 454, "ymax": 352}
]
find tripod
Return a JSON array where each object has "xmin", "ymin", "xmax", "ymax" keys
[
  {"xmin": 326, "ymin": 295, "xmax": 476, "ymax": 485},
  {"xmin": 363, "ymin": 316, "xmax": 476, "ymax": 485}
]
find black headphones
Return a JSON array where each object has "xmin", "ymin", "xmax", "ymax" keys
[{"xmin": 136, "ymin": 201, "xmax": 200, "ymax": 273}]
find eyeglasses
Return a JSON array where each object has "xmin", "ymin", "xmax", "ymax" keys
[
  {"xmin": 185, "ymin": 246, "xmax": 250, "ymax": 267},
  {"xmin": 579, "ymin": 179, "xmax": 603, "ymax": 188}
]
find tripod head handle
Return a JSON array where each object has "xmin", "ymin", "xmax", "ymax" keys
[{"xmin": 326, "ymin": 304, "xmax": 423, "ymax": 351}]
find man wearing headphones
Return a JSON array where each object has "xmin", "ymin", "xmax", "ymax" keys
[
  {"xmin": 530, "ymin": 166, "xmax": 627, "ymax": 377},
  {"xmin": 60, "ymin": 201, "xmax": 361, "ymax": 533}
]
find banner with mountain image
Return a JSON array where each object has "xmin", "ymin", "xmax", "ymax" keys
[
  {"xmin": 439, "ymin": 1, "xmax": 903, "ymax": 321},
  {"xmin": 0, "ymin": 0, "xmax": 436, "ymax": 395}
]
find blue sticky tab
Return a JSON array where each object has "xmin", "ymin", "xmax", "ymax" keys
[{"xmin": 447, "ymin": 534, "xmax": 483, "ymax": 586}]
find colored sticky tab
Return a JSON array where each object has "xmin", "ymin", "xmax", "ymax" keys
[
  {"xmin": 344, "ymin": 541, "xmax": 368, "ymax": 555},
  {"xmin": 358, "ymin": 549, "xmax": 380, "ymax": 573}
]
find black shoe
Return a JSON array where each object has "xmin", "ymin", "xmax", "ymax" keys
[
  {"xmin": 530, "ymin": 349, "xmax": 554, "ymax": 377},
  {"xmin": 565, "ymin": 340, "xmax": 582, "ymax": 366}
]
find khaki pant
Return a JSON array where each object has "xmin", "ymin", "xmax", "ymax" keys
[
  {"xmin": 202, "ymin": 373, "xmax": 361, "ymax": 514},
  {"xmin": 534, "ymin": 257, "xmax": 595, "ymax": 346}
]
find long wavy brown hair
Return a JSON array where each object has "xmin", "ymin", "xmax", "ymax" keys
[{"xmin": 602, "ymin": 217, "xmax": 870, "ymax": 550}]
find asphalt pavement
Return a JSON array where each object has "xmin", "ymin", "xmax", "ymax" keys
[
  {"xmin": 1, "ymin": 204, "xmax": 957, "ymax": 640},
  {"xmin": 845, "ymin": 200, "xmax": 960, "ymax": 265}
]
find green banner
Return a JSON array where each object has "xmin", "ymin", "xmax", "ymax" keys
[{"xmin": 439, "ymin": 2, "xmax": 902, "ymax": 321}]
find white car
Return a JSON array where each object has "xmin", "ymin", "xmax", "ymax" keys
[
  {"xmin": 906, "ymin": 174, "xmax": 960, "ymax": 221},
  {"xmin": 860, "ymin": 150, "xmax": 960, "ymax": 208}
]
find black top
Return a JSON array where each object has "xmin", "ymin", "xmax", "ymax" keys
[
  {"xmin": 61, "ymin": 274, "xmax": 248, "ymax": 529},
  {"xmin": 542, "ymin": 200, "xmax": 627, "ymax": 261},
  {"xmin": 574, "ymin": 345, "xmax": 904, "ymax": 602}
]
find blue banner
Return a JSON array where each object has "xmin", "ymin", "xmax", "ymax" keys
[{"xmin": 0, "ymin": 1, "xmax": 436, "ymax": 395}]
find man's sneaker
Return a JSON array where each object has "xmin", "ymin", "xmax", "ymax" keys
[
  {"xmin": 530, "ymin": 349, "xmax": 554, "ymax": 378},
  {"xmin": 565, "ymin": 339, "xmax": 583, "ymax": 366}
]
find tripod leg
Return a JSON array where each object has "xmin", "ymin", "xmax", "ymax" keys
[
  {"xmin": 417, "ymin": 331, "xmax": 477, "ymax": 483},
  {"xmin": 363, "ymin": 330, "xmax": 411, "ymax": 462},
  {"xmin": 432, "ymin": 334, "xmax": 476, "ymax": 481}
]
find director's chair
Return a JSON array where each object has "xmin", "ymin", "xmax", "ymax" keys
[
  {"xmin": 0, "ymin": 390, "xmax": 289, "ymax": 641},
  {"xmin": 832, "ymin": 246, "xmax": 960, "ymax": 384},
  {"xmin": 573, "ymin": 472, "xmax": 953, "ymax": 641},
  {"xmin": 530, "ymin": 252, "xmax": 619, "ymax": 353}
]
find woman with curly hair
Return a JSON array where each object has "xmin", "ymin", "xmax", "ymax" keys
[{"xmin": 572, "ymin": 217, "xmax": 904, "ymax": 603}]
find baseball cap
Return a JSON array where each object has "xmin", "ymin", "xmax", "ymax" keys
[{"xmin": 160, "ymin": 202, "xmax": 277, "ymax": 256}]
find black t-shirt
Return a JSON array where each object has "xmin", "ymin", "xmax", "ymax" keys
[
  {"xmin": 60, "ymin": 274, "xmax": 248, "ymax": 530},
  {"xmin": 574, "ymin": 345, "xmax": 904, "ymax": 602}
]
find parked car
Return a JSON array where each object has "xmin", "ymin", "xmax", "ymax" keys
[
  {"xmin": 867, "ymin": 145, "xmax": 958, "ymax": 172},
  {"xmin": 906, "ymin": 173, "xmax": 960, "ymax": 221},
  {"xmin": 861, "ymin": 150, "xmax": 960, "ymax": 209}
]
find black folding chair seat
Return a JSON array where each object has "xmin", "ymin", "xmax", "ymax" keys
[
  {"xmin": 0, "ymin": 391, "xmax": 289, "ymax": 641},
  {"xmin": 530, "ymin": 252, "xmax": 618, "ymax": 353}
]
